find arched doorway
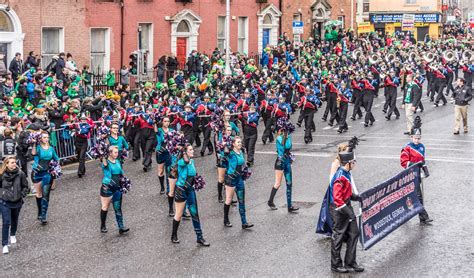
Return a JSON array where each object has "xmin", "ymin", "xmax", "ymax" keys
[
  {"xmin": 0, "ymin": 5, "xmax": 24, "ymax": 69},
  {"xmin": 257, "ymin": 4, "xmax": 282, "ymax": 54},
  {"xmin": 311, "ymin": 0, "xmax": 332, "ymax": 40},
  {"xmin": 170, "ymin": 9, "xmax": 202, "ymax": 70}
]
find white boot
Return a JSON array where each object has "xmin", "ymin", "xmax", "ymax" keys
[
  {"xmin": 10, "ymin": 236, "xmax": 17, "ymax": 244},
  {"xmin": 2, "ymin": 246, "xmax": 8, "ymax": 254}
]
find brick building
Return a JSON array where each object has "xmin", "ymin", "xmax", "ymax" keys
[
  {"xmin": 280, "ymin": 0, "xmax": 356, "ymax": 40},
  {"xmin": 0, "ymin": 0, "xmax": 283, "ymax": 74}
]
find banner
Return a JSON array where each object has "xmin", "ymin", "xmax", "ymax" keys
[
  {"xmin": 402, "ymin": 14, "xmax": 415, "ymax": 31},
  {"xmin": 357, "ymin": 22, "xmax": 374, "ymax": 34},
  {"xmin": 369, "ymin": 13, "xmax": 441, "ymax": 23},
  {"xmin": 359, "ymin": 163, "xmax": 424, "ymax": 250}
]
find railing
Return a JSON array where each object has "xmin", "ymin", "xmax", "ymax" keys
[{"xmin": 51, "ymin": 122, "xmax": 102, "ymax": 161}]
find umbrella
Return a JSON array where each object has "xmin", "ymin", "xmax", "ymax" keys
[{"xmin": 324, "ymin": 20, "xmax": 343, "ymax": 27}]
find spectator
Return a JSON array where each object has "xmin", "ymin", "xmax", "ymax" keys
[
  {"xmin": 167, "ymin": 55, "xmax": 178, "ymax": 78},
  {"xmin": 55, "ymin": 53, "xmax": 66, "ymax": 83},
  {"xmin": 120, "ymin": 66, "xmax": 130, "ymax": 86},
  {"xmin": 106, "ymin": 68, "xmax": 116, "ymax": 90},
  {"xmin": 0, "ymin": 54, "xmax": 7, "ymax": 76},
  {"xmin": 81, "ymin": 65, "xmax": 93, "ymax": 97},
  {"xmin": 154, "ymin": 56, "xmax": 167, "ymax": 83},
  {"xmin": 8, "ymin": 53, "xmax": 23, "ymax": 84},
  {"xmin": 25, "ymin": 51, "xmax": 40, "ymax": 70}
]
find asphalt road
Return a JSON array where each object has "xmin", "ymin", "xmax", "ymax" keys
[{"xmin": 1, "ymin": 94, "xmax": 473, "ymax": 277}]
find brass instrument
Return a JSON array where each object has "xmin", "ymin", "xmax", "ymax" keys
[
  {"xmin": 352, "ymin": 49, "xmax": 363, "ymax": 61},
  {"xmin": 386, "ymin": 53, "xmax": 396, "ymax": 63},
  {"xmin": 369, "ymin": 53, "xmax": 381, "ymax": 65},
  {"xmin": 423, "ymin": 52, "xmax": 437, "ymax": 63},
  {"xmin": 408, "ymin": 51, "xmax": 417, "ymax": 62},
  {"xmin": 462, "ymin": 50, "xmax": 472, "ymax": 62},
  {"xmin": 442, "ymin": 50, "xmax": 456, "ymax": 62}
]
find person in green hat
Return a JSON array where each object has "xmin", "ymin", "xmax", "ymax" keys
[{"xmin": 105, "ymin": 68, "xmax": 116, "ymax": 90}]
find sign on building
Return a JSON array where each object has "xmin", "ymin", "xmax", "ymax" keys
[
  {"xmin": 357, "ymin": 22, "xmax": 374, "ymax": 34},
  {"xmin": 292, "ymin": 21, "xmax": 304, "ymax": 35},
  {"xmin": 401, "ymin": 14, "xmax": 415, "ymax": 31}
]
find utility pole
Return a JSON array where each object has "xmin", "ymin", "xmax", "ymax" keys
[{"xmin": 224, "ymin": 0, "xmax": 232, "ymax": 76}]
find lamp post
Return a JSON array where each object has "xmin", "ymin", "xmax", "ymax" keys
[{"xmin": 224, "ymin": 0, "xmax": 231, "ymax": 76}]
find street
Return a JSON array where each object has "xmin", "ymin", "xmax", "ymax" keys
[{"xmin": 1, "ymin": 96, "xmax": 473, "ymax": 277}]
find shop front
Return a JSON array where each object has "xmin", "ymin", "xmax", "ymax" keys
[{"xmin": 368, "ymin": 12, "xmax": 442, "ymax": 41}]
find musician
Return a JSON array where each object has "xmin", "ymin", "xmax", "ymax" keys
[
  {"xmin": 400, "ymin": 117, "xmax": 433, "ymax": 224},
  {"xmin": 240, "ymin": 103, "xmax": 259, "ymax": 167},
  {"xmin": 432, "ymin": 64, "xmax": 448, "ymax": 107},
  {"xmin": 73, "ymin": 114, "xmax": 95, "ymax": 178},
  {"xmin": 383, "ymin": 69, "xmax": 401, "ymax": 121},
  {"xmin": 196, "ymin": 94, "xmax": 215, "ymax": 157},
  {"xmin": 323, "ymin": 78, "xmax": 339, "ymax": 126},
  {"xmin": 298, "ymin": 86, "xmax": 320, "ymax": 143},
  {"xmin": 176, "ymin": 103, "xmax": 196, "ymax": 145},
  {"xmin": 350, "ymin": 73, "xmax": 363, "ymax": 121},
  {"xmin": 361, "ymin": 73, "xmax": 377, "ymax": 127},
  {"xmin": 461, "ymin": 60, "xmax": 473, "ymax": 89},
  {"xmin": 138, "ymin": 106, "xmax": 156, "ymax": 172},
  {"xmin": 337, "ymin": 81, "xmax": 352, "ymax": 133},
  {"xmin": 402, "ymin": 74, "xmax": 422, "ymax": 135},
  {"xmin": 261, "ymin": 91, "xmax": 277, "ymax": 144},
  {"xmin": 330, "ymin": 146, "xmax": 364, "ymax": 273}
]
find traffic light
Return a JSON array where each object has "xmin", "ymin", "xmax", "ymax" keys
[{"xmin": 129, "ymin": 52, "xmax": 138, "ymax": 75}]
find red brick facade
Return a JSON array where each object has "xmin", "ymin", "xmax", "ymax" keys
[
  {"xmin": 4, "ymin": 0, "xmax": 281, "ymax": 72},
  {"xmin": 280, "ymin": 0, "xmax": 356, "ymax": 40},
  {"xmin": 3, "ymin": 0, "xmax": 355, "ymax": 72}
]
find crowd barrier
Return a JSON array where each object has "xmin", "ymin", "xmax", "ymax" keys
[{"xmin": 50, "ymin": 122, "xmax": 101, "ymax": 161}]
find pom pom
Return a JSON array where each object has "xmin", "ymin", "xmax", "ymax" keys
[
  {"xmin": 165, "ymin": 130, "xmax": 187, "ymax": 156},
  {"xmin": 90, "ymin": 140, "xmax": 110, "ymax": 159},
  {"xmin": 97, "ymin": 125, "xmax": 110, "ymax": 138},
  {"xmin": 26, "ymin": 132, "xmax": 43, "ymax": 145},
  {"xmin": 153, "ymin": 112, "xmax": 163, "ymax": 124},
  {"xmin": 241, "ymin": 165, "xmax": 252, "ymax": 181},
  {"xmin": 192, "ymin": 175, "xmax": 206, "ymax": 192},
  {"xmin": 289, "ymin": 152, "xmax": 296, "ymax": 163},
  {"xmin": 216, "ymin": 134, "xmax": 233, "ymax": 152},
  {"xmin": 48, "ymin": 160, "xmax": 62, "ymax": 179},
  {"xmin": 276, "ymin": 117, "xmax": 295, "ymax": 134},
  {"xmin": 119, "ymin": 175, "xmax": 132, "ymax": 193}
]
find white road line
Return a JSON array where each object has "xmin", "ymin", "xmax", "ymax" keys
[
  {"xmin": 270, "ymin": 142, "xmax": 472, "ymax": 152},
  {"xmin": 255, "ymin": 151, "xmax": 474, "ymax": 164},
  {"xmin": 289, "ymin": 133, "xmax": 474, "ymax": 143}
]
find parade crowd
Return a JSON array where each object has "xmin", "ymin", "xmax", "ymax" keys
[{"xmin": 0, "ymin": 23, "xmax": 473, "ymax": 273}]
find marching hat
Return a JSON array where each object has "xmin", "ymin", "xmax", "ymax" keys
[
  {"xmin": 410, "ymin": 116, "xmax": 422, "ymax": 136},
  {"xmin": 339, "ymin": 137, "xmax": 359, "ymax": 164}
]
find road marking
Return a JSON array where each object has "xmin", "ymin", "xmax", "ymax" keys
[
  {"xmin": 289, "ymin": 133, "xmax": 474, "ymax": 143},
  {"xmin": 255, "ymin": 151, "xmax": 474, "ymax": 164}
]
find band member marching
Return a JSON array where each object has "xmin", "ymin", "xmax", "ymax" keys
[
  {"xmin": 336, "ymin": 81, "xmax": 352, "ymax": 133},
  {"xmin": 400, "ymin": 116, "xmax": 433, "ymax": 224},
  {"xmin": 383, "ymin": 69, "xmax": 401, "ymax": 121},
  {"xmin": 329, "ymin": 139, "xmax": 364, "ymax": 273},
  {"xmin": 298, "ymin": 86, "xmax": 321, "ymax": 143}
]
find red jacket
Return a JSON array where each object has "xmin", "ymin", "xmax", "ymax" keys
[
  {"xmin": 400, "ymin": 142, "xmax": 425, "ymax": 169},
  {"xmin": 331, "ymin": 168, "xmax": 353, "ymax": 208}
]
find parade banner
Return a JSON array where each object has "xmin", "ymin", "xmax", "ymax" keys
[{"xmin": 359, "ymin": 163, "xmax": 424, "ymax": 250}]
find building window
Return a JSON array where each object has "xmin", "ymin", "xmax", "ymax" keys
[
  {"xmin": 91, "ymin": 28, "xmax": 109, "ymax": 73},
  {"xmin": 293, "ymin": 13, "xmax": 301, "ymax": 22},
  {"xmin": 138, "ymin": 23, "xmax": 152, "ymax": 51},
  {"xmin": 405, "ymin": 0, "xmax": 416, "ymax": 4},
  {"xmin": 238, "ymin": 17, "xmax": 248, "ymax": 54},
  {"xmin": 0, "ymin": 11, "xmax": 14, "ymax": 32},
  {"xmin": 217, "ymin": 16, "xmax": 226, "ymax": 51},
  {"xmin": 338, "ymin": 16, "xmax": 345, "ymax": 29},
  {"xmin": 363, "ymin": 2, "xmax": 370, "ymax": 13},
  {"xmin": 263, "ymin": 14, "xmax": 273, "ymax": 25},
  {"xmin": 177, "ymin": 21, "xmax": 190, "ymax": 33},
  {"xmin": 41, "ymin": 27, "xmax": 64, "ymax": 69}
]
